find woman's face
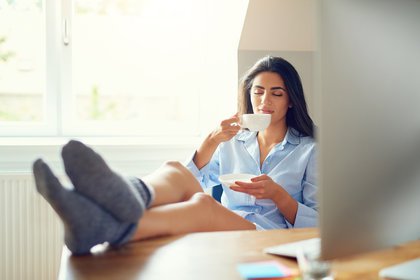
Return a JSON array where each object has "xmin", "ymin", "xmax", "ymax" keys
[{"xmin": 250, "ymin": 71, "xmax": 291, "ymax": 127}]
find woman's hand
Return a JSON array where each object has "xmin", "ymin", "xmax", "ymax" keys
[
  {"xmin": 231, "ymin": 174, "xmax": 298, "ymax": 224},
  {"xmin": 230, "ymin": 174, "xmax": 282, "ymax": 200},
  {"xmin": 193, "ymin": 114, "xmax": 240, "ymax": 169},
  {"xmin": 209, "ymin": 115, "xmax": 241, "ymax": 144}
]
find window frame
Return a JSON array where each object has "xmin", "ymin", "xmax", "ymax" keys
[
  {"xmin": 0, "ymin": 0, "xmax": 59, "ymax": 136},
  {"xmin": 0, "ymin": 0, "xmax": 248, "ymax": 139}
]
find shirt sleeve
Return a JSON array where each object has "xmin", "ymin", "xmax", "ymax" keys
[
  {"xmin": 286, "ymin": 145, "xmax": 318, "ymax": 228},
  {"xmin": 184, "ymin": 146, "xmax": 222, "ymax": 189}
]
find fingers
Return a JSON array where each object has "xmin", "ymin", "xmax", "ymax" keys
[
  {"xmin": 220, "ymin": 118, "xmax": 240, "ymax": 136},
  {"xmin": 221, "ymin": 115, "xmax": 240, "ymax": 126},
  {"xmin": 230, "ymin": 178, "xmax": 270, "ymax": 198},
  {"xmin": 221, "ymin": 126, "xmax": 240, "ymax": 137},
  {"xmin": 230, "ymin": 185, "xmax": 263, "ymax": 193},
  {"xmin": 234, "ymin": 181, "xmax": 262, "ymax": 189},
  {"xmin": 225, "ymin": 125, "xmax": 240, "ymax": 132},
  {"xmin": 219, "ymin": 114, "xmax": 241, "ymax": 133},
  {"xmin": 229, "ymin": 175, "xmax": 279, "ymax": 200},
  {"xmin": 213, "ymin": 114, "xmax": 241, "ymax": 143},
  {"xmin": 250, "ymin": 174, "xmax": 269, "ymax": 182},
  {"xmin": 231, "ymin": 181, "xmax": 264, "ymax": 194}
]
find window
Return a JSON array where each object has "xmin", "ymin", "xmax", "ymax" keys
[
  {"xmin": 0, "ymin": 0, "xmax": 248, "ymax": 137},
  {"xmin": 0, "ymin": 0, "xmax": 53, "ymax": 135}
]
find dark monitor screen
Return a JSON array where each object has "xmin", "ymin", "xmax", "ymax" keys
[{"xmin": 318, "ymin": 0, "xmax": 420, "ymax": 261}]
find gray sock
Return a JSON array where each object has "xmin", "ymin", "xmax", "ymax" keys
[
  {"xmin": 33, "ymin": 159, "xmax": 137, "ymax": 255},
  {"xmin": 61, "ymin": 140, "xmax": 153, "ymax": 223}
]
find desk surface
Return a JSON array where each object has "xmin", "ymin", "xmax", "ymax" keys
[{"xmin": 59, "ymin": 228, "xmax": 420, "ymax": 280}]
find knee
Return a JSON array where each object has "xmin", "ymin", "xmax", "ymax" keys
[
  {"xmin": 162, "ymin": 160, "xmax": 184, "ymax": 169},
  {"xmin": 189, "ymin": 193, "xmax": 219, "ymax": 229},
  {"xmin": 162, "ymin": 160, "xmax": 197, "ymax": 182},
  {"xmin": 191, "ymin": 192, "xmax": 214, "ymax": 201},
  {"xmin": 162, "ymin": 160, "xmax": 190, "ymax": 174},
  {"xmin": 190, "ymin": 193, "xmax": 217, "ymax": 210}
]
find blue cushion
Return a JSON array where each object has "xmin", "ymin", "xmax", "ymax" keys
[{"xmin": 212, "ymin": 184, "xmax": 223, "ymax": 202}]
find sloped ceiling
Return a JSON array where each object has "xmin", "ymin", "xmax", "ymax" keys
[{"xmin": 239, "ymin": 0, "xmax": 316, "ymax": 51}]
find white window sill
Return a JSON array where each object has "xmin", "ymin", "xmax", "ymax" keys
[
  {"xmin": 0, "ymin": 136, "xmax": 201, "ymax": 147},
  {"xmin": 0, "ymin": 136, "xmax": 201, "ymax": 174}
]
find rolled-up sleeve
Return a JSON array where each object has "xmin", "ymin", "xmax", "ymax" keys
[
  {"xmin": 184, "ymin": 147, "xmax": 221, "ymax": 189},
  {"xmin": 286, "ymin": 146, "xmax": 318, "ymax": 228}
]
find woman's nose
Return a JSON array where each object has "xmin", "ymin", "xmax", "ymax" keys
[{"xmin": 261, "ymin": 93, "xmax": 272, "ymax": 105}]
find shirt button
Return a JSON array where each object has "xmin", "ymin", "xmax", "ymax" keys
[{"xmin": 279, "ymin": 146, "xmax": 284, "ymax": 151}]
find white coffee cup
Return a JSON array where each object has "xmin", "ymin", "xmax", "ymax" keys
[{"xmin": 240, "ymin": 114, "xmax": 271, "ymax": 131}]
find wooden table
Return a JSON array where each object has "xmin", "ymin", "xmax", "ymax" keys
[{"xmin": 59, "ymin": 228, "xmax": 420, "ymax": 280}]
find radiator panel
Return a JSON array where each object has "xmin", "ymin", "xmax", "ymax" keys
[{"xmin": 0, "ymin": 173, "xmax": 63, "ymax": 280}]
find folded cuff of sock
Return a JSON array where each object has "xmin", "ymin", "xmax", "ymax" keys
[
  {"xmin": 139, "ymin": 179, "xmax": 155, "ymax": 208},
  {"xmin": 128, "ymin": 177, "xmax": 154, "ymax": 208}
]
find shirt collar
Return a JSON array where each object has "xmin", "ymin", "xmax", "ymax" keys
[
  {"xmin": 285, "ymin": 128, "xmax": 301, "ymax": 145},
  {"xmin": 235, "ymin": 128, "xmax": 301, "ymax": 145}
]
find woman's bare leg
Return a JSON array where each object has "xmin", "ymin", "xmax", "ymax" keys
[
  {"xmin": 142, "ymin": 161, "xmax": 204, "ymax": 207},
  {"xmin": 131, "ymin": 193, "xmax": 256, "ymax": 241},
  {"xmin": 132, "ymin": 162, "xmax": 255, "ymax": 240}
]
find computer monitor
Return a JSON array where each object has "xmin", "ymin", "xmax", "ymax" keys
[{"xmin": 318, "ymin": 0, "xmax": 420, "ymax": 266}]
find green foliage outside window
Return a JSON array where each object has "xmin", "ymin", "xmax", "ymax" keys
[
  {"xmin": 89, "ymin": 85, "xmax": 117, "ymax": 120},
  {"xmin": 0, "ymin": 36, "xmax": 14, "ymax": 62}
]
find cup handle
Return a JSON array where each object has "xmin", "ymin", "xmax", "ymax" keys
[
  {"xmin": 238, "ymin": 115, "xmax": 247, "ymax": 130},
  {"xmin": 231, "ymin": 115, "xmax": 244, "ymax": 129}
]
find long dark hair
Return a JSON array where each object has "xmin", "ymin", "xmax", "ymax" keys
[{"xmin": 238, "ymin": 56, "xmax": 314, "ymax": 138}]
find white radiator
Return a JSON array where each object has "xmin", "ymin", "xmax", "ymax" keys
[{"xmin": 0, "ymin": 173, "xmax": 63, "ymax": 280}]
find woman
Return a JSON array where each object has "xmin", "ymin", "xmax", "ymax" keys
[
  {"xmin": 33, "ymin": 56, "xmax": 317, "ymax": 255},
  {"xmin": 186, "ymin": 55, "xmax": 317, "ymax": 229}
]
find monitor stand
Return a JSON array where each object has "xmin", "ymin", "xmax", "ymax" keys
[{"xmin": 379, "ymin": 258, "xmax": 420, "ymax": 279}]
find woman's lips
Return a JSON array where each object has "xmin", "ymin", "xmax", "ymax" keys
[{"xmin": 259, "ymin": 109, "xmax": 274, "ymax": 114}]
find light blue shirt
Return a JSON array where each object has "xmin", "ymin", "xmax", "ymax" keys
[{"xmin": 185, "ymin": 128, "xmax": 318, "ymax": 230}]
